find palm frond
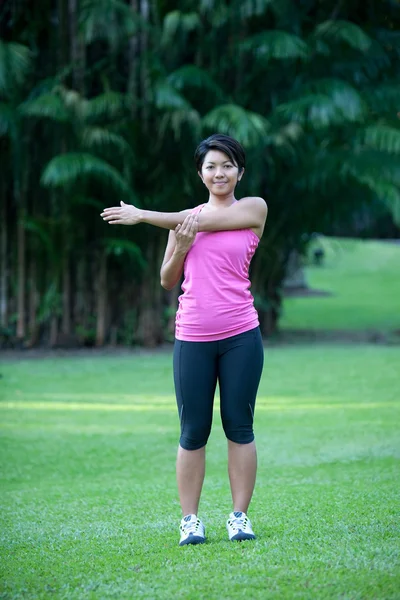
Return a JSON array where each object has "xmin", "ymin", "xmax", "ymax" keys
[
  {"xmin": 81, "ymin": 127, "xmax": 133, "ymax": 161},
  {"xmin": 168, "ymin": 66, "xmax": 224, "ymax": 101},
  {"xmin": 84, "ymin": 91, "xmax": 128, "ymax": 121},
  {"xmin": 104, "ymin": 238, "xmax": 146, "ymax": 268},
  {"xmin": 57, "ymin": 86, "xmax": 88, "ymax": 120},
  {"xmin": 240, "ymin": 0, "xmax": 273, "ymax": 18},
  {"xmin": 276, "ymin": 92, "xmax": 364, "ymax": 128},
  {"xmin": 266, "ymin": 122, "xmax": 304, "ymax": 161},
  {"xmin": 154, "ymin": 81, "xmax": 190, "ymax": 111},
  {"xmin": 0, "ymin": 40, "xmax": 31, "ymax": 97},
  {"xmin": 202, "ymin": 104, "xmax": 270, "ymax": 147},
  {"xmin": 362, "ymin": 125, "xmax": 400, "ymax": 154},
  {"xmin": 356, "ymin": 177, "xmax": 400, "ymax": 225},
  {"xmin": 300, "ymin": 79, "xmax": 366, "ymax": 122},
  {"xmin": 364, "ymin": 82, "xmax": 400, "ymax": 116},
  {"xmin": 20, "ymin": 93, "xmax": 69, "ymax": 122},
  {"xmin": 375, "ymin": 28, "xmax": 400, "ymax": 58},
  {"xmin": 241, "ymin": 31, "xmax": 309, "ymax": 61},
  {"xmin": 159, "ymin": 109, "xmax": 201, "ymax": 141},
  {"xmin": 23, "ymin": 217, "xmax": 54, "ymax": 254},
  {"xmin": 312, "ymin": 20, "xmax": 372, "ymax": 53},
  {"xmin": 161, "ymin": 11, "xmax": 201, "ymax": 47},
  {"xmin": 41, "ymin": 152, "xmax": 133, "ymax": 199},
  {"xmin": 79, "ymin": 0, "xmax": 139, "ymax": 47}
]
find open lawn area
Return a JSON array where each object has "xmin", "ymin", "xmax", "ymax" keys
[
  {"xmin": 281, "ymin": 238, "xmax": 400, "ymax": 333},
  {"xmin": 1, "ymin": 345, "xmax": 399, "ymax": 599}
]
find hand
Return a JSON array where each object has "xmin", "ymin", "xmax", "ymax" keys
[
  {"xmin": 174, "ymin": 214, "xmax": 198, "ymax": 254},
  {"xmin": 101, "ymin": 201, "xmax": 141, "ymax": 225}
]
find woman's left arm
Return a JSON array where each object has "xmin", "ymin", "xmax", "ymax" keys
[
  {"xmin": 101, "ymin": 197, "xmax": 267, "ymax": 231},
  {"xmin": 197, "ymin": 197, "xmax": 267, "ymax": 232}
]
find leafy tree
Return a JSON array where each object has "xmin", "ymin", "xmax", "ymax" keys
[{"xmin": 1, "ymin": 0, "xmax": 399, "ymax": 347}]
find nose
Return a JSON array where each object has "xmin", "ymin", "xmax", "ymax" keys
[{"xmin": 215, "ymin": 167, "xmax": 224, "ymax": 178}]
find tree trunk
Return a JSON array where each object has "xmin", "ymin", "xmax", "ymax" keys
[
  {"xmin": 0, "ymin": 185, "xmax": 7, "ymax": 329},
  {"xmin": 27, "ymin": 257, "xmax": 40, "ymax": 347},
  {"xmin": 62, "ymin": 252, "xmax": 71, "ymax": 336},
  {"xmin": 16, "ymin": 209, "xmax": 26, "ymax": 341},
  {"xmin": 49, "ymin": 316, "xmax": 59, "ymax": 347},
  {"xmin": 136, "ymin": 234, "xmax": 165, "ymax": 347},
  {"xmin": 140, "ymin": 0, "xmax": 150, "ymax": 130},
  {"xmin": 69, "ymin": 0, "xmax": 85, "ymax": 92},
  {"xmin": 128, "ymin": 0, "xmax": 139, "ymax": 115},
  {"xmin": 58, "ymin": 0, "xmax": 69, "ymax": 70},
  {"xmin": 95, "ymin": 252, "xmax": 107, "ymax": 346}
]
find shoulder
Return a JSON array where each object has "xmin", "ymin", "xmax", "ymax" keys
[
  {"xmin": 238, "ymin": 196, "xmax": 268, "ymax": 215},
  {"xmin": 239, "ymin": 196, "xmax": 267, "ymax": 207}
]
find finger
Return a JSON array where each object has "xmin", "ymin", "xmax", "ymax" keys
[
  {"xmin": 120, "ymin": 201, "xmax": 126, "ymax": 206},
  {"xmin": 181, "ymin": 214, "xmax": 195, "ymax": 233},
  {"xmin": 103, "ymin": 214, "xmax": 119, "ymax": 222},
  {"xmin": 190, "ymin": 215, "xmax": 199, "ymax": 231},
  {"xmin": 175, "ymin": 224, "xmax": 181, "ymax": 233}
]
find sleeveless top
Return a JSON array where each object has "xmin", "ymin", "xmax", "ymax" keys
[{"xmin": 175, "ymin": 203, "xmax": 260, "ymax": 342}]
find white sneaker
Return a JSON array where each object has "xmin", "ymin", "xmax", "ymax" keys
[
  {"xmin": 227, "ymin": 511, "xmax": 256, "ymax": 541},
  {"xmin": 179, "ymin": 514, "xmax": 206, "ymax": 546}
]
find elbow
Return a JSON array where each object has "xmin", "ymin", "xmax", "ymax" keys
[
  {"xmin": 161, "ymin": 279, "xmax": 173, "ymax": 291},
  {"xmin": 160, "ymin": 272, "xmax": 175, "ymax": 291}
]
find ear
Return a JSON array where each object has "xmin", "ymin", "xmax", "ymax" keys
[
  {"xmin": 198, "ymin": 171, "xmax": 204, "ymax": 183},
  {"xmin": 238, "ymin": 168, "xmax": 245, "ymax": 182}
]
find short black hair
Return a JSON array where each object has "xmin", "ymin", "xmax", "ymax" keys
[{"xmin": 194, "ymin": 134, "xmax": 246, "ymax": 174}]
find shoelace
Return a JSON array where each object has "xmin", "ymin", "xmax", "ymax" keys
[
  {"xmin": 230, "ymin": 516, "xmax": 247, "ymax": 531},
  {"xmin": 182, "ymin": 519, "xmax": 201, "ymax": 535}
]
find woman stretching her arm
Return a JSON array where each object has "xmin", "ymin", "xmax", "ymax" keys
[{"xmin": 101, "ymin": 134, "xmax": 268, "ymax": 546}]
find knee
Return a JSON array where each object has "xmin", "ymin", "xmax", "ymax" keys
[
  {"xmin": 180, "ymin": 426, "xmax": 211, "ymax": 451},
  {"xmin": 223, "ymin": 421, "xmax": 254, "ymax": 445}
]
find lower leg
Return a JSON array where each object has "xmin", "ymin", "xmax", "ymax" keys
[
  {"xmin": 227, "ymin": 440, "xmax": 257, "ymax": 513},
  {"xmin": 176, "ymin": 445, "xmax": 206, "ymax": 516}
]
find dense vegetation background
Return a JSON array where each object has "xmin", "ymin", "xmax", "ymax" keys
[{"xmin": 1, "ymin": 0, "xmax": 399, "ymax": 348}]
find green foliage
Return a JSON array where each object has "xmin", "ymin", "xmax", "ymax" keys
[
  {"xmin": 241, "ymin": 31, "xmax": 309, "ymax": 61},
  {"xmin": 104, "ymin": 238, "xmax": 146, "ymax": 269},
  {"xmin": 3, "ymin": 0, "xmax": 400, "ymax": 346},
  {"xmin": 79, "ymin": 0, "xmax": 139, "ymax": 47},
  {"xmin": 0, "ymin": 101, "xmax": 16, "ymax": 135},
  {"xmin": 0, "ymin": 40, "xmax": 32, "ymax": 97},
  {"xmin": 203, "ymin": 105, "xmax": 270, "ymax": 147},
  {"xmin": 312, "ymin": 20, "xmax": 373, "ymax": 53},
  {"xmin": 20, "ymin": 92, "xmax": 70, "ymax": 122},
  {"xmin": 41, "ymin": 152, "xmax": 133, "ymax": 199}
]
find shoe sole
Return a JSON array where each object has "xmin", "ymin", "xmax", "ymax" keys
[
  {"xmin": 229, "ymin": 532, "xmax": 256, "ymax": 541},
  {"xmin": 179, "ymin": 534, "xmax": 206, "ymax": 546}
]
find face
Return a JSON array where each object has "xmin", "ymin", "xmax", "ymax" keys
[{"xmin": 199, "ymin": 150, "xmax": 243, "ymax": 195}]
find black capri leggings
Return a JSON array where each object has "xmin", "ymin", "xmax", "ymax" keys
[{"xmin": 173, "ymin": 327, "xmax": 264, "ymax": 451}]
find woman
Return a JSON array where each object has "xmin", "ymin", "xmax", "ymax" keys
[{"xmin": 101, "ymin": 134, "xmax": 268, "ymax": 546}]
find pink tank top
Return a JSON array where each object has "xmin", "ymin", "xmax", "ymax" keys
[{"xmin": 175, "ymin": 204, "xmax": 260, "ymax": 342}]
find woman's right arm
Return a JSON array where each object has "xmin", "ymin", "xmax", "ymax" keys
[{"xmin": 160, "ymin": 214, "xmax": 198, "ymax": 290}]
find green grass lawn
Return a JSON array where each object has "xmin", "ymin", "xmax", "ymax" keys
[
  {"xmin": 280, "ymin": 238, "xmax": 400, "ymax": 332},
  {"xmin": 1, "ymin": 346, "xmax": 399, "ymax": 599}
]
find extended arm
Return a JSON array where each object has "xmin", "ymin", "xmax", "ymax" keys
[{"xmin": 101, "ymin": 197, "xmax": 268, "ymax": 233}]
